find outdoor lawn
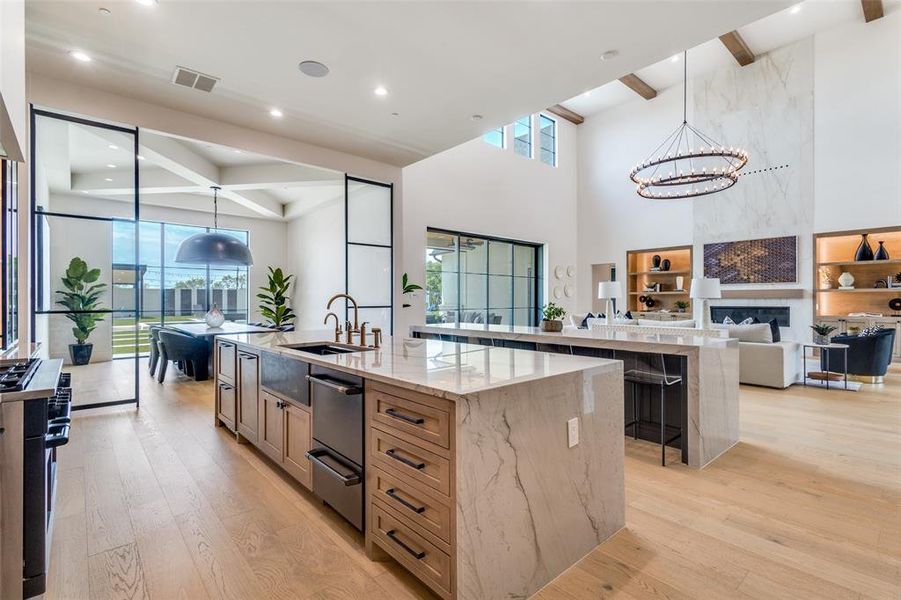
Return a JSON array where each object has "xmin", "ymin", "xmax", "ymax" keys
[{"xmin": 111, "ymin": 315, "xmax": 198, "ymax": 356}]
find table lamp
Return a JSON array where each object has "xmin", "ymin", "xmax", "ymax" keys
[
  {"xmin": 690, "ymin": 277, "xmax": 721, "ymax": 329},
  {"xmin": 597, "ymin": 281, "xmax": 622, "ymax": 325}
]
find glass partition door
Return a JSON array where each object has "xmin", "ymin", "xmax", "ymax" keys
[{"xmin": 31, "ymin": 109, "xmax": 140, "ymax": 409}]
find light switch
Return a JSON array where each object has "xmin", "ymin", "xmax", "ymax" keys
[{"xmin": 567, "ymin": 417, "xmax": 579, "ymax": 448}]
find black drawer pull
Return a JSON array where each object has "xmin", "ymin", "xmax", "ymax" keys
[
  {"xmin": 385, "ymin": 448, "xmax": 425, "ymax": 470},
  {"xmin": 218, "ymin": 382, "xmax": 232, "ymax": 390},
  {"xmin": 385, "ymin": 408, "xmax": 425, "ymax": 425},
  {"xmin": 386, "ymin": 488, "xmax": 426, "ymax": 513},
  {"xmin": 238, "ymin": 353, "xmax": 257, "ymax": 360},
  {"xmin": 306, "ymin": 374, "xmax": 362, "ymax": 395},
  {"xmin": 386, "ymin": 529, "xmax": 426, "ymax": 560}
]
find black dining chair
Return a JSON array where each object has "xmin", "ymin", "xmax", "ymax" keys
[
  {"xmin": 148, "ymin": 326, "xmax": 162, "ymax": 377},
  {"xmin": 623, "ymin": 353, "xmax": 683, "ymax": 466},
  {"xmin": 157, "ymin": 330, "xmax": 211, "ymax": 383}
]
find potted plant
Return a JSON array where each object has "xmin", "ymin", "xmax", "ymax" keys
[
  {"xmin": 257, "ymin": 267, "xmax": 295, "ymax": 329},
  {"xmin": 810, "ymin": 322, "xmax": 837, "ymax": 345},
  {"xmin": 674, "ymin": 300, "xmax": 690, "ymax": 313},
  {"xmin": 401, "ymin": 272, "xmax": 423, "ymax": 308},
  {"xmin": 540, "ymin": 302, "xmax": 566, "ymax": 332},
  {"xmin": 55, "ymin": 257, "xmax": 106, "ymax": 365}
]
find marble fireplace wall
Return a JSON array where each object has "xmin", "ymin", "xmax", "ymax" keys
[{"xmin": 691, "ymin": 39, "xmax": 814, "ymax": 342}]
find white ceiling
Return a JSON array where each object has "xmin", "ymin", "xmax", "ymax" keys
[
  {"xmin": 34, "ymin": 115, "xmax": 343, "ymax": 220},
  {"xmin": 25, "ymin": 1, "xmax": 791, "ymax": 167},
  {"xmin": 562, "ymin": 0, "xmax": 901, "ymax": 117}
]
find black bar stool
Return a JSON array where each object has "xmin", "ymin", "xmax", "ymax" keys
[{"xmin": 623, "ymin": 354, "xmax": 683, "ymax": 466}]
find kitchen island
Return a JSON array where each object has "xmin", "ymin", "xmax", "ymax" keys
[
  {"xmin": 411, "ymin": 322, "xmax": 740, "ymax": 469},
  {"xmin": 213, "ymin": 330, "xmax": 624, "ymax": 600}
]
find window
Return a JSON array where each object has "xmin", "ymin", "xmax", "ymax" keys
[
  {"xmin": 1, "ymin": 160, "xmax": 18, "ymax": 350},
  {"xmin": 539, "ymin": 114, "xmax": 557, "ymax": 166},
  {"xmin": 111, "ymin": 220, "xmax": 249, "ymax": 356},
  {"xmin": 483, "ymin": 127, "xmax": 504, "ymax": 148},
  {"xmin": 426, "ymin": 228, "xmax": 542, "ymax": 326},
  {"xmin": 513, "ymin": 116, "xmax": 532, "ymax": 158}
]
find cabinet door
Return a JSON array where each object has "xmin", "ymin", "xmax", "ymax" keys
[
  {"xmin": 283, "ymin": 403, "xmax": 312, "ymax": 490},
  {"xmin": 237, "ymin": 351, "xmax": 260, "ymax": 444},
  {"xmin": 217, "ymin": 340, "xmax": 237, "ymax": 383},
  {"xmin": 258, "ymin": 391, "xmax": 284, "ymax": 463},
  {"xmin": 217, "ymin": 381, "xmax": 237, "ymax": 431}
]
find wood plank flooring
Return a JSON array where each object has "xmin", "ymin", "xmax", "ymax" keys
[{"xmin": 47, "ymin": 361, "xmax": 900, "ymax": 599}]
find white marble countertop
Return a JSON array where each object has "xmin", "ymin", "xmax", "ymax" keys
[
  {"xmin": 0, "ymin": 358, "xmax": 63, "ymax": 403},
  {"xmin": 411, "ymin": 322, "xmax": 739, "ymax": 352},
  {"xmin": 217, "ymin": 329, "xmax": 620, "ymax": 398}
]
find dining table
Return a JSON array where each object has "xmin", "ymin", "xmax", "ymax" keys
[{"xmin": 154, "ymin": 322, "xmax": 276, "ymax": 378}]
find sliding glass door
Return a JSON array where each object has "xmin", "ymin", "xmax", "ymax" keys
[{"xmin": 31, "ymin": 109, "xmax": 140, "ymax": 409}]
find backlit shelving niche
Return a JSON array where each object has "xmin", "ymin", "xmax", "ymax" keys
[{"xmin": 626, "ymin": 245, "xmax": 693, "ymax": 316}]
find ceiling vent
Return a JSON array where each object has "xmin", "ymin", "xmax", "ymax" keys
[{"xmin": 171, "ymin": 66, "xmax": 219, "ymax": 92}]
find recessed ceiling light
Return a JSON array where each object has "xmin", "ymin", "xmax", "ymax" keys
[
  {"xmin": 108, "ymin": 144, "xmax": 118, "ymax": 150},
  {"xmin": 98, "ymin": 7, "xmax": 111, "ymax": 16},
  {"xmin": 600, "ymin": 50, "xmax": 619, "ymax": 62},
  {"xmin": 789, "ymin": 4, "xmax": 802, "ymax": 14},
  {"xmin": 374, "ymin": 86, "xmax": 388, "ymax": 97},
  {"xmin": 137, "ymin": 155, "xmax": 145, "ymax": 160},
  {"xmin": 69, "ymin": 50, "xmax": 92, "ymax": 63},
  {"xmin": 135, "ymin": 0, "xmax": 157, "ymax": 6},
  {"xmin": 582, "ymin": 90, "xmax": 592, "ymax": 98},
  {"xmin": 104, "ymin": 178, "xmax": 113, "ymax": 182},
  {"xmin": 391, "ymin": 112, "xmax": 399, "ymax": 117},
  {"xmin": 470, "ymin": 114, "xmax": 483, "ymax": 121},
  {"xmin": 233, "ymin": 149, "xmax": 242, "ymax": 154},
  {"xmin": 670, "ymin": 54, "xmax": 680, "ymax": 63},
  {"xmin": 107, "ymin": 164, "xmax": 116, "ymax": 168},
  {"xmin": 269, "ymin": 108, "xmax": 283, "ymax": 118},
  {"xmin": 298, "ymin": 60, "xmax": 330, "ymax": 78},
  {"xmin": 81, "ymin": 190, "xmax": 89, "ymax": 194}
]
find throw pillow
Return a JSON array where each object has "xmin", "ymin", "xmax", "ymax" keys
[
  {"xmin": 712, "ymin": 322, "xmax": 774, "ymax": 343},
  {"xmin": 723, "ymin": 316, "xmax": 736, "ymax": 325},
  {"xmin": 739, "ymin": 317, "xmax": 754, "ymax": 325},
  {"xmin": 749, "ymin": 317, "xmax": 780, "ymax": 342},
  {"xmin": 859, "ymin": 325, "xmax": 884, "ymax": 336},
  {"xmin": 580, "ymin": 313, "xmax": 595, "ymax": 329}
]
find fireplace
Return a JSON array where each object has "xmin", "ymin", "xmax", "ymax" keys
[{"xmin": 710, "ymin": 306, "xmax": 790, "ymax": 327}]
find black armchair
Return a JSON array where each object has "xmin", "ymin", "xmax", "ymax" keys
[
  {"xmin": 822, "ymin": 328, "xmax": 896, "ymax": 383},
  {"xmin": 157, "ymin": 330, "xmax": 211, "ymax": 383}
]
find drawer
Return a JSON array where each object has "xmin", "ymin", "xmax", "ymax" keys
[
  {"xmin": 370, "ymin": 502, "xmax": 452, "ymax": 597},
  {"xmin": 371, "ymin": 428, "xmax": 450, "ymax": 496},
  {"xmin": 370, "ymin": 388, "xmax": 451, "ymax": 451},
  {"xmin": 371, "ymin": 467, "xmax": 452, "ymax": 545}
]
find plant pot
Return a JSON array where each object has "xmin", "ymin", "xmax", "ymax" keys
[
  {"xmin": 812, "ymin": 333, "xmax": 829, "ymax": 346},
  {"xmin": 540, "ymin": 319, "xmax": 563, "ymax": 332},
  {"xmin": 69, "ymin": 343, "xmax": 93, "ymax": 366}
]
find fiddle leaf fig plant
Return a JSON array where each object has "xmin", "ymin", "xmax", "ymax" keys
[
  {"xmin": 55, "ymin": 257, "xmax": 106, "ymax": 345},
  {"xmin": 401, "ymin": 272, "xmax": 423, "ymax": 308},
  {"xmin": 257, "ymin": 266, "xmax": 295, "ymax": 328}
]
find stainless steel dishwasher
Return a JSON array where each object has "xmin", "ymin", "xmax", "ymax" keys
[{"xmin": 306, "ymin": 365, "xmax": 365, "ymax": 530}]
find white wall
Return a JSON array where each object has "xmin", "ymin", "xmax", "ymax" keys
[
  {"xmin": 0, "ymin": 0, "xmax": 26, "ymax": 160},
  {"xmin": 286, "ymin": 198, "xmax": 345, "ymax": 331},
  {"xmin": 577, "ymin": 14, "xmax": 901, "ymax": 339},
  {"xmin": 399, "ymin": 115, "xmax": 579, "ymax": 335}
]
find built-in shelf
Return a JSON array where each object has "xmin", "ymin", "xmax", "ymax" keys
[
  {"xmin": 818, "ymin": 259, "xmax": 901, "ymax": 267},
  {"xmin": 626, "ymin": 245, "xmax": 693, "ymax": 313},
  {"xmin": 627, "ymin": 270, "xmax": 691, "ymax": 276},
  {"xmin": 628, "ymin": 291, "xmax": 688, "ymax": 296}
]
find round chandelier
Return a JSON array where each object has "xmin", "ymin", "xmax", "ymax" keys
[{"xmin": 629, "ymin": 51, "xmax": 748, "ymax": 199}]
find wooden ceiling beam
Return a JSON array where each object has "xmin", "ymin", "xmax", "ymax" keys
[
  {"xmin": 618, "ymin": 74, "xmax": 657, "ymax": 100},
  {"xmin": 719, "ymin": 31, "xmax": 755, "ymax": 66},
  {"xmin": 546, "ymin": 104, "xmax": 584, "ymax": 125},
  {"xmin": 861, "ymin": 0, "xmax": 884, "ymax": 22}
]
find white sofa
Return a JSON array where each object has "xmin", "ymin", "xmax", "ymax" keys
[{"xmin": 712, "ymin": 323, "xmax": 801, "ymax": 388}]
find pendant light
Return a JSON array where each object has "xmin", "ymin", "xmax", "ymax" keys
[
  {"xmin": 175, "ymin": 186, "xmax": 254, "ymax": 266},
  {"xmin": 628, "ymin": 51, "xmax": 748, "ymax": 199}
]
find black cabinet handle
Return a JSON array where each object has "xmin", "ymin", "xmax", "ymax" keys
[
  {"xmin": 386, "ymin": 530, "xmax": 426, "ymax": 560},
  {"xmin": 238, "ymin": 353, "xmax": 257, "ymax": 360},
  {"xmin": 385, "ymin": 408, "xmax": 425, "ymax": 425},
  {"xmin": 218, "ymin": 382, "xmax": 232, "ymax": 390},
  {"xmin": 306, "ymin": 449, "xmax": 361, "ymax": 486},
  {"xmin": 386, "ymin": 488, "xmax": 426, "ymax": 514},
  {"xmin": 306, "ymin": 374, "xmax": 362, "ymax": 395},
  {"xmin": 385, "ymin": 448, "xmax": 425, "ymax": 470}
]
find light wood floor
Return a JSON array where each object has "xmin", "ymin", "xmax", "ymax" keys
[{"xmin": 47, "ymin": 361, "xmax": 901, "ymax": 600}]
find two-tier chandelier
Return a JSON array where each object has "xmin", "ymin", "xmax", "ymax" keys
[{"xmin": 629, "ymin": 51, "xmax": 748, "ymax": 199}]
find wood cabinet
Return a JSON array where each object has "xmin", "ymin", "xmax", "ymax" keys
[
  {"xmin": 236, "ymin": 350, "xmax": 260, "ymax": 444},
  {"xmin": 216, "ymin": 380, "xmax": 237, "ymax": 432},
  {"xmin": 216, "ymin": 340, "xmax": 237, "ymax": 384},
  {"xmin": 283, "ymin": 402, "xmax": 312, "ymax": 489},
  {"xmin": 258, "ymin": 390, "xmax": 285, "ymax": 463}
]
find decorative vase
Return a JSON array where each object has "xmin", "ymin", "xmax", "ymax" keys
[
  {"xmin": 661, "ymin": 258, "xmax": 671, "ymax": 271},
  {"xmin": 854, "ymin": 233, "xmax": 874, "ymax": 261},
  {"xmin": 837, "ymin": 271, "xmax": 855, "ymax": 289},
  {"xmin": 651, "ymin": 254, "xmax": 661, "ymax": 270},
  {"xmin": 675, "ymin": 275, "xmax": 684, "ymax": 291},
  {"xmin": 540, "ymin": 319, "xmax": 563, "ymax": 332},
  {"xmin": 205, "ymin": 304, "xmax": 225, "ymax": 328},
  {"xmin": 68, "ymin": 343, "xmax": 93, "ymax": 366},
  {"xmin": 874, "ymin": 241, "xmax": 890, "ymax": 261}
]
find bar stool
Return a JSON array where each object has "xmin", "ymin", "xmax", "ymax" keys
[{"xmin": 623, "ymin": 353, "xmax": 683, "ymax": 466}]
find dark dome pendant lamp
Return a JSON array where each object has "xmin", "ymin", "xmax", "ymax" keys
[{"xmin": 175, "ymin": 186, "xmax": 254, "ymax": 266}]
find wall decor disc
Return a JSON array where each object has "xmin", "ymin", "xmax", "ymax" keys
[
  {"xmin": 564, "ymin": 284, "xmax": 573, "ymax": 298},
  {"xmin": 566, "ymin": 265, "xmax": 576, "ymax": 277},
  {"xmin": 889, "ymin": 298, "xmax": 901, "ymax": 312},
  {"xmin": 553, "ymin": 286, "xmax": 562, "ymax": 299},
  {"xmin": 554, "ymin": 266, "xmax": 565, "ymax": 280}
]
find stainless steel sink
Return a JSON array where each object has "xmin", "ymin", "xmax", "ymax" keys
[{"xmin": 281, "ymin": 342, "xmax": 372, "ymax": 356}]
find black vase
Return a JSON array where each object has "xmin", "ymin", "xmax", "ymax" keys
[
  {"xmin": 874, "ymin": 241, "xmax": 890, "ymax": 261},
  {"xmin": 854, "ymin": 233, "xmax": 874, "ymax": 261},
  {"xmin": 661, "ymin": 258, "xmax": 671, "ymax": 271},
  {"xmin": 651, "ymin": 254, "xmax": 661, "ymax": 270},
  {"xmin": 69, "ymin": 343, "xmax": 93, "ymax": 366}
]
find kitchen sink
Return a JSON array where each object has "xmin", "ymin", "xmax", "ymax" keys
[{"xmin": 281, "ymin": 342, "xmax": 372, "ymax": 356}]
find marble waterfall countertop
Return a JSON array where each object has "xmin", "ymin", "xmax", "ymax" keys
[{"xmin": 217, "ymin": 329, "xmax": 621, "ymax": 399}]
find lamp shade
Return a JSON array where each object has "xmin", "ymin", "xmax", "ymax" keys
[
  {"xmin": 175, "ymin": 232, "xmax": 254, "ymax": 266},
  {"xmin": 689, "ymin": 277, "xmax": 721, "ymax": 299},
  {"xmin": 597, "ymin": 281, "xmax": 622, "ymax": 299}
]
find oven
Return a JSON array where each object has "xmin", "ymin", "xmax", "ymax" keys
[{"xmin": 306, "ymin": 365, "xmax": 364, "ymax": 530}]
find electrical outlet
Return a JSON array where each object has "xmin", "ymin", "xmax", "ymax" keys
[{"xmin": 567, "ymin": 417, "xmax": 579, "ymax": 448}]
